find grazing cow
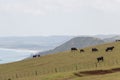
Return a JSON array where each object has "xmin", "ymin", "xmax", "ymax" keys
[
  {"xmin": 71, "ymin": 47, "xmax": 77, "ymax": 51},
  {"xmin": 116, "ymin": 40, "xmax": 120, "ymax": 42},
  {"xmin": 33, "ymin": 55, "xmax": 37, "ymax": 58},
  {"xmin": 38, "ymin": 55, "xmax": 41, "ymax": 57},
  {"xmin": 80, "ymin": 49, "xmax": 84, "ymax": 53},
  {"xmin": 92, "ymin": 48, "xmax": 98, "ymax": 52},
  {"xmin": 33, "ymin": 54, "xmax": 41, "ymax": 58},
  {"xmin": 97, "ymin": 56, "xmax": 104, "ymax": 62},
  {"xmin": 106, "ymin": 46, "xmax": 114, "ymax": 52}
]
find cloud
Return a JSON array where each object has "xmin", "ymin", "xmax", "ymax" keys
[
  {"xmin": 90, "ymin": 0, "xmax": 120, "ymax": 12},
  {"xmin": 0, "ymin": 0, "xmax": 120, "ymax": 16},
  {"xmin": 0, "ymin": 0, "xmax": 47, "ymax": 15}
]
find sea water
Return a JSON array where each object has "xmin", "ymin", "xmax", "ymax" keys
[{"xmin": 0, "ymin": 48, "xmax": 39, "ymax": 64}]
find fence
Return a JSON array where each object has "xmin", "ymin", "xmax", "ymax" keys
[{"xmin": 1, "ymin": 59, "xmax": 120, "ymax": 80}]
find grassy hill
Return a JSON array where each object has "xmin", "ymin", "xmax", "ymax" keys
[
  {"xmin": 103, "ymin": 35, "xmax": 120, "ymax": 42},
  {"xmin": 1, "ymin": 41, "xmax": 120, "ymax": 80},
  {"xmin": 39, "ymin": 37, "xmax": 104, "ymax": 55}
]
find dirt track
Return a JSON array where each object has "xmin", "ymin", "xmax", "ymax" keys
[{"xmin": 74, "ymin": 68, "xmax": 120, "ymax": 77}]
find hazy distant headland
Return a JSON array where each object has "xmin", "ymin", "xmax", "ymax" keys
[
  {"xmin": 0, "ymin": 36, "xmax": 73, "ymax": 51},
  {"xmin": 0, "ymin": 35, "xmax": 119, "ymax": 52}
]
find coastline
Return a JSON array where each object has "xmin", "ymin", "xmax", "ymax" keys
[
  {"xmin": 0, "ymin": 48, "xmax": 41, "ymax": 54},
  {"xmin": 0, "ymin": 48, "xmax": 49, "ymax": 64},
  {"xmin": 0, "ymin": 48, "xmax": 42, "ymax": 64}
]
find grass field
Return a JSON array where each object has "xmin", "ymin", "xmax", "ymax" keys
[{"xmin": 1, "ymin": 41, "xmax": 120, "ymax": 80}]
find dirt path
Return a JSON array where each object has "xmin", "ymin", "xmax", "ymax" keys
[{"xmin": 74, "ymin": 68, "xmax": 120, "ymax": 77}]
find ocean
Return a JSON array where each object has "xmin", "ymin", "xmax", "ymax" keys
[{"xmin": 0, "ymin": 48, "xmax": 39, "ymax": 64}]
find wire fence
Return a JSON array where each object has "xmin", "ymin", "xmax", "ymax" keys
[{"xmin": 1, "ymin": 59, "xmax": 120, "ymax": 80}]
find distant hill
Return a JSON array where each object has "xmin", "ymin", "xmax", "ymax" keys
[
  {"xmin": 103, "ymin": 36, "xmax": 120, "ymax": 42},
  {"xmin": 0, "ymin": 35, "xmax": 120, "ymax": 52},
  {"xmin": 0, "ymin": 35, "xmax": 120, "ymax": 51},
  {"xmin": 93, "ymin": 34, "xmax": 118, "ymax": 39},
  {"xmin": 38, "ymin": 37, "xmax": 105, "ymax": 55},
  {"xmin": 0, "ymin": 36, "xmax": 73, "ymax": 50}
]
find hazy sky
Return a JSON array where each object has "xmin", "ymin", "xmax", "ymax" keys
[{"xmin": 0, "ymin": 0, "xmax": 120, "ymax": 36}]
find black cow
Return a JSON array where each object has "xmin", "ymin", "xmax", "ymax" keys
[
  {"xmin": 71, "ymin": 47, "xmax": 77, "ymax": 51},
  {"xmin": 33, "ymin": 54, "xmax": 41, "ymax": 58},
  {"xmin": 38, "ymin": 55, "xmax": 41, "ymax": 57},
  {"xmin": 80, "ymin": 49, "xmax": 84, "ymax": 53},
  {"xmin": 33, "ymin": 55, "xmax": 37, "ymax": 58},
  {"xmin": 92, "ymin": 48, "xmax": 98, "ymax": 52},
  {"xmin": 106, "ymin": 46, "xmax": 114, "ymax": 52},
  {"xmin": 116, "ymin": 40, "xmax": 120, "ymax": 42},
  {"xmin": 97, "ymin": 56, "xmax": 104, "ymax": 62}
]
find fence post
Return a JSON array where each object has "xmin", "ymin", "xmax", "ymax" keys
[
  {"xmin": 95, "ymin": 63, "xmax": 97, "ymax": 68},
  {"xmin": 16, "ymin": 74, "xmax": 18, "ymax": 78},
  {"xmin": 116, "ymin": 60, "xmax": 118, "ymax": 64},
  {"xmin": 35, "ymin": 71, "xmax": 37, "ymax": 76},
  {"xmin": 55, "ymin": 68, "xmax": 57, "ymax": 73},
  {"xmin": 76, "ymin": 65, "xmax": 78, "ymax": 71}
]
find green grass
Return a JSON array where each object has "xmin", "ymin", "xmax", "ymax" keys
[{"xmin": 1, "ymin": 41, "xmax": 120, "ymax": 80}]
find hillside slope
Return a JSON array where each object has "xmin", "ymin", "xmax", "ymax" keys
[
  {"xmin": 0, "ymin": 41, "xmax": 120, "ymax": 80},
  {"xmin": 39, "ymin": 37, "xmax": 104, "ymax": 55}
]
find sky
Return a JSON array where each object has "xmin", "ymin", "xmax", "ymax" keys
[{"xmin": 0, "ymin": 0, "xmax": 120, "ymax": 36}]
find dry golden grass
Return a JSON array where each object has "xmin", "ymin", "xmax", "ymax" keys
[{"xmin": 1, "ymin": 41, "xmax": 120, "ymax": 80}]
